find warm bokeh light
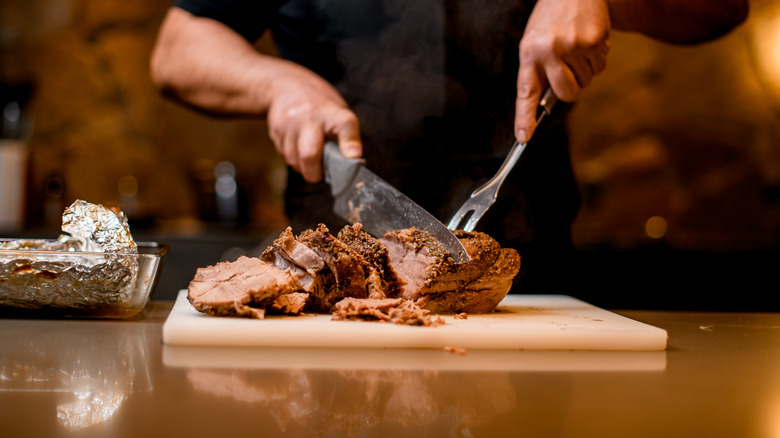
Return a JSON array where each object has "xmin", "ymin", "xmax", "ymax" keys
[
  {"xmin": 752, "ymin": 1, "xmax": 780, "ymax": 101},
  {"xmin": 645, "ymin": 216, "xmax": 667, "ymax": 239},
  {"xmin": 117, "ymin": 175, "xmax": 138, "ymax": 197}
]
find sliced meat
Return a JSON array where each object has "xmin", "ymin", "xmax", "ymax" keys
[
  {"xmin": 187, "ymin": 256, "xmax": 301, "ymax": 319},
  {"xmin": 331, "ymin": 297, "xmax": 445, "ymax": 327},
  {"xmin": 380, "ymin": 228, "xmax": 453, "ymax": 299},
  {"xmin": 267, "ymin": 292, "xmax": 309, "ymax": 315},
  {"xmin": 187, "ymin": 224, "xmax": 521, "ymax": 320},
  {"xmin": 296, "ymin": 224, "xmax": 369, "ymax": 311},
  {"xmin": 337, "ymin": 223, "xmax": 405, "ymax": 299},
  {"xmin": 268, "ymin": 227, "xmax": 325, "ymax": 273},
  {"xmin": 381, "ymin": 228, "xmax": 499, "ymax": 299},
  {"xmin": 261, "ymin": 227, "xmax": 325, "ymax": 295},
  {"xmin": 382, "ymin": 229, "xmax": 520, "ymax": 314},
  {"xmin": 416, "ymin": 247, "xmax": 521, "ymax": 314},
  {"xmin": 461, "ymin": 246, "xmax": 521, "ymax": 296}
]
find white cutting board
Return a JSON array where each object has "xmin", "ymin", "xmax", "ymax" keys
[{"xmin": 162, "ymin": 290, "xmax": 667, "ymax": 351}]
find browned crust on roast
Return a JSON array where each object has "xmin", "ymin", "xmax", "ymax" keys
[
  {"xmin": 418, "ymin": 234, "xmax": 519, "ymax": 314},
  {"xmin": 380, "ymin": 228, "xmax": 453, "ymax": 299},
  {"xmin": 337, "ymin": 223, "xmax": 405, "ymax": 299},
  {"xmin": 462, "ymin": 247, "xmax": 521, "ymax": 294},
  {"xmin": 296, "ymin": 224, "xmax": 368, "ymax": 311},
  {"xmin": 382, "ymin": 228, "xmax": 504, "ymax": 299},
  {"xmin": 384, "ymin": 230, "xmax": 520, "ymax": 314},
  {"xmin": 415, "ymin": 248, "xmax": 519, "ymax": 314}
]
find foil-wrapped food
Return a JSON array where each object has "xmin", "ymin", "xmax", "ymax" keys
[{"xmin": 0, "ymin": 200, "xmax": 167, "ymax": 318}]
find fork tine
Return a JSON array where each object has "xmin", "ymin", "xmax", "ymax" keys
[
  {"xmin": 447, "ymin": 207, "xmax": 471, "ymax": 231},
  {"xmin": 447, "ymin": 199, "xmax": 492, "ymax": 232},
  {"xmin": 463, "ymin": 208, "xmax": 484, "ymax": 232},
  {"xmin": 462, "ymin": 203, "xmax": 489, "ymax": 232},
  {"xmin": 447, "ymin": 202, "xmax": 476, "ymax": 231}
]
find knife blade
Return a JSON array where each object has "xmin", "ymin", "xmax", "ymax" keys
[{"xmin": 323, "ymin": 142, "xmax": 470, "ymax": 263}]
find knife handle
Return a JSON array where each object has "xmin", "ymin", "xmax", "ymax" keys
[{"xmin": 323, "ymin": 141, "xmax": 366, "ymax": 197}]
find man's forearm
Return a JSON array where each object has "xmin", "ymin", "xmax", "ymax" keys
[
  {"xmin": 150, "ymin": 7, "xmax": 286, "ymax": 116},
  {"xmin": 607, "ymin": 0, "xmax": 749, "ymax": 44}
]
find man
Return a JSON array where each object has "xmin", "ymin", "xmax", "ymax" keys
[{"xmin": 150, "ymin": 0, "xmax": 748, "ymax": 291}]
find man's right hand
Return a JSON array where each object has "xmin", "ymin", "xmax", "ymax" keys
[
  {"xmin": 267, "ymin": 64, "xmax": 362, "ymax": 183},
  {"xmin": 151, "ymin": 7, "xmax": 362, "ymax": 184},
  {"xmin": 514, "ymin": 0, "xmax": 611, "ymax": 145}
]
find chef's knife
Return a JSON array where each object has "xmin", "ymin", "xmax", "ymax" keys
[{"xmin": 323, "ymin": 142, "xmax": 470, "ymax": 263}]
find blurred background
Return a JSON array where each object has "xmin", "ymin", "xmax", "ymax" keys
[{"xmin": 1, "ymin": 0, "xmax": 778, "ymax": 310}]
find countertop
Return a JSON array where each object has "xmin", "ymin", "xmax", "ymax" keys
[{"xmin": 1, "ymin": 301, "xmax": 779, "ymax": 438}]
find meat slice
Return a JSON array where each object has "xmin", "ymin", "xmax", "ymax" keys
[
  {"xmin": 261, "ymin": 227, "xmax": 325, "ymax": 295},
  {"xmin": 267, "ymin": 292, "xmax": 309, "ymax": 315},
  {"xmin": 296, "ymin": 224, "xmax": 369, "ymax": 311},
  {"xmin": 188, "ymin": 256, "xmax": 304, "ymax": 319},
  {"xmin": 415, "ymin": 245, "xmax": 521, "ymax": 314},
  {"xmin": 381, "ymin": 228, "xmax": 498, "ymax": 299},
  {"xmin": 336, "ymin": 223, "xmax": 405, "ymax": 299},
  {"xmin": 382, "ymin": 229, "xmax": 520, "ymax": 314},
  {"xmin": 267, "ymin": 227, "xmax": 325, "ymax": 273},
  {"xmin": 331, "ymin": 297, "xmax": 445, "ymax": 327},
  {"xmin": 380, "ymin": 228, "xmax": 453, "ymax": 299}
]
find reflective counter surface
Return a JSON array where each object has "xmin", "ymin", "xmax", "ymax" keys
[{"xmin": 1, "ymin": 302, "xmax": 779, "ymax": 438}]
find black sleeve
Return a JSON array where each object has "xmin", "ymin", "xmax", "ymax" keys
[{"xmin": 173, "ymin": 0, "xmax": 285, "ymax": 42}]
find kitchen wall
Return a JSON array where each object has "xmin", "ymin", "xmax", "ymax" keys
[
  {"xmin": 0, "ymin": 0, "xmax": 287, "ymax": 235},
  {"xmin": 1, "ymin": 0, "xmax": 778, "ymax": 256},
  {"xmin": 568, "ymin": 0, "xmax": 780, "ymax": 251}
]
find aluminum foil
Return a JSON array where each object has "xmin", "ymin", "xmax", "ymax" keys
[
  {"xmin": 0, "ymin": 201, "xmax": 141, "ymax": 313},
  {"xmin": 62, "ymin": 200, "xmax": 137, "ymax": 253},
  {"xmin": 0, "ymin": 235, "xmax": 83, "ymax": 251}
]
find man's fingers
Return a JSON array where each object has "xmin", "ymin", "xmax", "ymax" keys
[
  {"xmin": 327, "ymin": 108, "xmax": 362, "ymax": 159},
  {"xmin": 515, "ymin": 61, "xmax": 545, "ymax": 143},
  {"xmin": 280, "ymin": 131, "xmax": 300, "ymax": 174},
  {"xmin": 559, "ymin": 54, "xmax": 594, "ymax": 90},
  {"xmin": 297, "ymin": 122, "xmax": 324, "ymax": 183},
  {"xmin": 545, "ymin": 58, "xmax": 583, "ymax": 102},
  {"xmin": 585, "ymin": 39, "xmax": 610, "ymax": 76}
]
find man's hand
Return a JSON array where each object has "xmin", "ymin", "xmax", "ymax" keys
[
  {"xmin": 514, "ymin": 0, "xmax": 749, "ymax": 144},
  {"xmin": 515, "ymin": 0, "xmax": 611, "ymax": 143},
  {"xmin": 267, "ymin": 65, "xmax": 362, "ymax": 183},
  {"xmin": 151, "ymin": 8, "xmax": 362, "ymax": 184}
]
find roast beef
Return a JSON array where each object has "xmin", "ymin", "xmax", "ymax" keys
[
  {"xmin": 187, "ymin": 223, "xmax": 521, "ymax": 319},
  {"xmin": 295, "ymin": 224, "xmax": 371, "ymax": 311},
  {"xmin": 331, "ymin": 297, "xmax": 445, "ymax": 327},
  {"xmin": 382, "ymin": 229, "xmax": 520, "ymax": 314},
  {"xmin": 187, "ymin": 256, "xmax": 305, "ymax": 319},
  {"xmin": 260, "ymin": 227, "xmax": 324, "ymax": 295},
  {"xmin": 336, "ymin": 223, "xmax": 405, "ymax": 299},
  {"xmin": 267, "ymin": 292, "xmax": 309, "ymax": 315}
]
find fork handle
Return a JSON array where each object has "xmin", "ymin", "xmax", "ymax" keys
[
  {"xmin": 471, "ymin": 88, "xmax": 557, "ymax": 198},
  {"xmin": 538, "ymin": 88, "xmax": 557, "ymax": 121},
  {"xmin": 470, "ymin": 141, "xmax": 526, "ymax": 200}
]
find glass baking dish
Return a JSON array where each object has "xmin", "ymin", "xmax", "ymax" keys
[{"xmin": 0, "ymin": 240, "xmax": 168, "ymax": 319}]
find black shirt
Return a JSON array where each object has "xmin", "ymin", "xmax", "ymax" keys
[{"xmin": 173, "ymin": 0, "xmax": 580, "ymax": 291}]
